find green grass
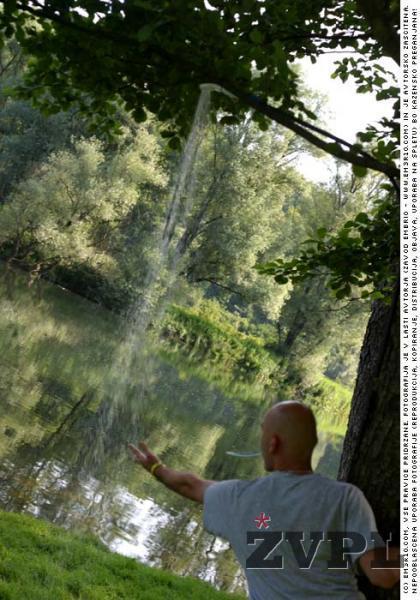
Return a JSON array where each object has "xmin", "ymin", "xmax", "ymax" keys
[
  {"xmin": 306, "ymin": 376, "xmax": 352, "ymax": 436},
  {"xmin": 0, "ymin": 511, "xmax": 243, "ymax": 600},
  {"xmin": 161, "ymin": 304, "xmax": 278, "ymax": 387}
]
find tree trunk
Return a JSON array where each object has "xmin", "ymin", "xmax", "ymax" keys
[{"xmin": 338, "ymin": 282, "xmax": 400, "ymax": 599}]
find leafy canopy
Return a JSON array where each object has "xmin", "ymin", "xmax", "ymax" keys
[
  {"xmin": 1, "ymin": 0, "xmax": 398, "ymax": 178},
  {"xmin": 0, "ymin": 1, "xmax": 400, "ymax": 300}
]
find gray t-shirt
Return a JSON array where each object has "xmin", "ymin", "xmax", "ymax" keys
[{"xmin": 203, "ymin": 471, "xmax": 384, "ymax": 599}]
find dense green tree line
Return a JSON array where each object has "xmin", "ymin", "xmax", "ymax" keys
[{"xmin": 0, "ymin": 41, "xmax": 372, "ymax": 389}]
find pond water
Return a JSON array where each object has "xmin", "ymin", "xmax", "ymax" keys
[{"xmin": 0, "ymin": 267, "xmax": 344, "ymax": 593}]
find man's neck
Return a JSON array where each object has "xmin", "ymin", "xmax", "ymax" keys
[
  {"xmin": 272, "ymin": 461, "xmax": 313, "ymax": 474},
  {"xmin": 277, "ymin": 469, "xmax": 313, "ymax": 475}
]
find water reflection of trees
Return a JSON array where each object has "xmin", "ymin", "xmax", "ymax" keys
[
  {"xmin": 0, "ymin": 300, "xmax": 342, "ymax": 592},
  {"xmin": 0, "ymin": 352, "xmax": 273, "ymax": 590}
]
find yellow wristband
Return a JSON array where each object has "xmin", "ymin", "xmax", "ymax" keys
[{"xmin": 150, "ymin": 462, "xmax": 164, "ymax": 477}]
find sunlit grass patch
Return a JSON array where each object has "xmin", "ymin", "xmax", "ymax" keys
[
  {"xmin": 0, "ymin": 511, "xmax": 244, "ymax": 600},
  {"xmin": 308, "ymin": 376, "xmax": 352, "ymax": 436}
]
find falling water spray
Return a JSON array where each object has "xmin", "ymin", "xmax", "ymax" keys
[{"xmin": 85, "ymin": 84, "xmax": 235, "ymax": 470}]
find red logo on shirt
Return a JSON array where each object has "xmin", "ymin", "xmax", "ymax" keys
[{"xmin": 254, "ymin": 512, "xmax": 271, "ymax": 529}]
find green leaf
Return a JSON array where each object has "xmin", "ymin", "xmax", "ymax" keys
[
  {"xmin": 250, "ymin": 30, "xmax": 264, "ymax": 44},
  {"xmin": 133, "ymin": 107, "xmax": 147, "ymax": 122},
  {"xmin": 168, "ymin": 136, "xmax": 181, "ymax": 151},
  {"xmin": 354, "ymin": 212, "xmax": 369, "ymax": 225},
  {"xmin": 335, "ymin": 288, "xmax": 348, "ymax": 300},
  {"xmin": 325, "ymin": 142, "xmax": 343, "ymax": 154},
  {"xmin": 219, "ymin": 115, "xmax": 239, "ymax": 126},
  {"xmin": 257, "ymin": 118, "xmax": 269, "ymax": 131},
  {"xmin": 370, "ymin": 290, "xmax": 385, "ymax": 300},
  {"xmin": 161, "ymin": 130, "xmax": 176, "ymax": 139},
  {"xmin": 316, "ymin": 227, "xmax": 327, "ymax": 239},
  {"xmin": 137, "ymin": 24, "xmax": 157, "ymax": 42},
  {"xmin": 352, "ymin": 164, "xmax": 368, "ymax": 178},
  {"xmin": 274, "ymin": 274, "xmax": 289, "ymax": 285}
]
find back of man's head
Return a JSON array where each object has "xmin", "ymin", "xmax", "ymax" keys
[{"xmin": 260, "ymin": 401, "xmax": 318, "ymax": 472}]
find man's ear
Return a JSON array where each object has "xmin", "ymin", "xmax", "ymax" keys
[{"xmin": 269, "ymin": 433, "xmax": 281, "ymax": 454}]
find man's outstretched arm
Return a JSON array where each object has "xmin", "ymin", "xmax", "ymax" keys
[{"xmin": 128, "ymin": 442, "xmax": 214, "ymax": 503}]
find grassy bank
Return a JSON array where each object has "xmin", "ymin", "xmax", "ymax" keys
[
  {"xmin": 162, "ymin": 305, "xmax": 277, "ymax": 384},
  {"xmin": 306, "ymin": 376, "xmax": 352, "ymax": 436},
  {"xmin": 0, "ymin": 512, "xmax": 243, "ymax": 600}
]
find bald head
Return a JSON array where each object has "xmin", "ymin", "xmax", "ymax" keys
[{"xmin": 260, "ymin": 401, "xmax": 318, "ymax": 472}]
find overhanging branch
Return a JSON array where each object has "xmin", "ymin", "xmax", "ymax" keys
[
  {"xmin": 11, "ymin": 1, "xmax": 400, "ymax": 183},
  {"xmin": 233, "ymin": 92, "xmax": 399, "ymax": 181}
]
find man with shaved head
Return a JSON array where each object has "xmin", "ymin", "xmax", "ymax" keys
[
  {"xmin": 260, "ymin": 401, "xmax": 318, "ymax": 473},
  {"xmin": 129, "ymin": 401, "xmax": 399, "ymax": 598}
]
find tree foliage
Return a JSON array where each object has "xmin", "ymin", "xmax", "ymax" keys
[
  {"xmin": 0, "ymin": 0, "xmax": 400, "ymax": 305},
  {"xmin": 0, "ymin": 127, "xmax": 168, "ymax": 302},
  {"xmin": 180, "ymin": 119, "xmax": 302, "ymax": 319},
  {"xmin": 0, "ymin": 0, "xmax": 398, "ymax": 179},
  {"xmin": 257, "ymin": 186, "xmax": 398, "ymax": 301}
]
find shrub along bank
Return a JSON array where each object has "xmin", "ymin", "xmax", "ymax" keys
[{"xmin": 160, "ymin": 304, "xmax": 278, "ymax": 387}]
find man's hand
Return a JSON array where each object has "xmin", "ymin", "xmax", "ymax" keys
[
  {"xmin": 128, "ymin": 441, "xmax": 160, "ymax": 472},
  {"xmin": 128, "ymin": 441, "xmax": 214, "ymax": 503},
  {"xmin": 358, "ymin": 546, "xmax": 401, "ymax": 589}
]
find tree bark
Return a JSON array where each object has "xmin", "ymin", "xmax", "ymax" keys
[{"xmin": 338, "ymin": 282, "xmax": 400, "ymax": 599}]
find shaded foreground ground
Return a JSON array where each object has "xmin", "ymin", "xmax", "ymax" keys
[{"xmin": 0, "ymin": 511, "xmax": 244, "ymax": 600}]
